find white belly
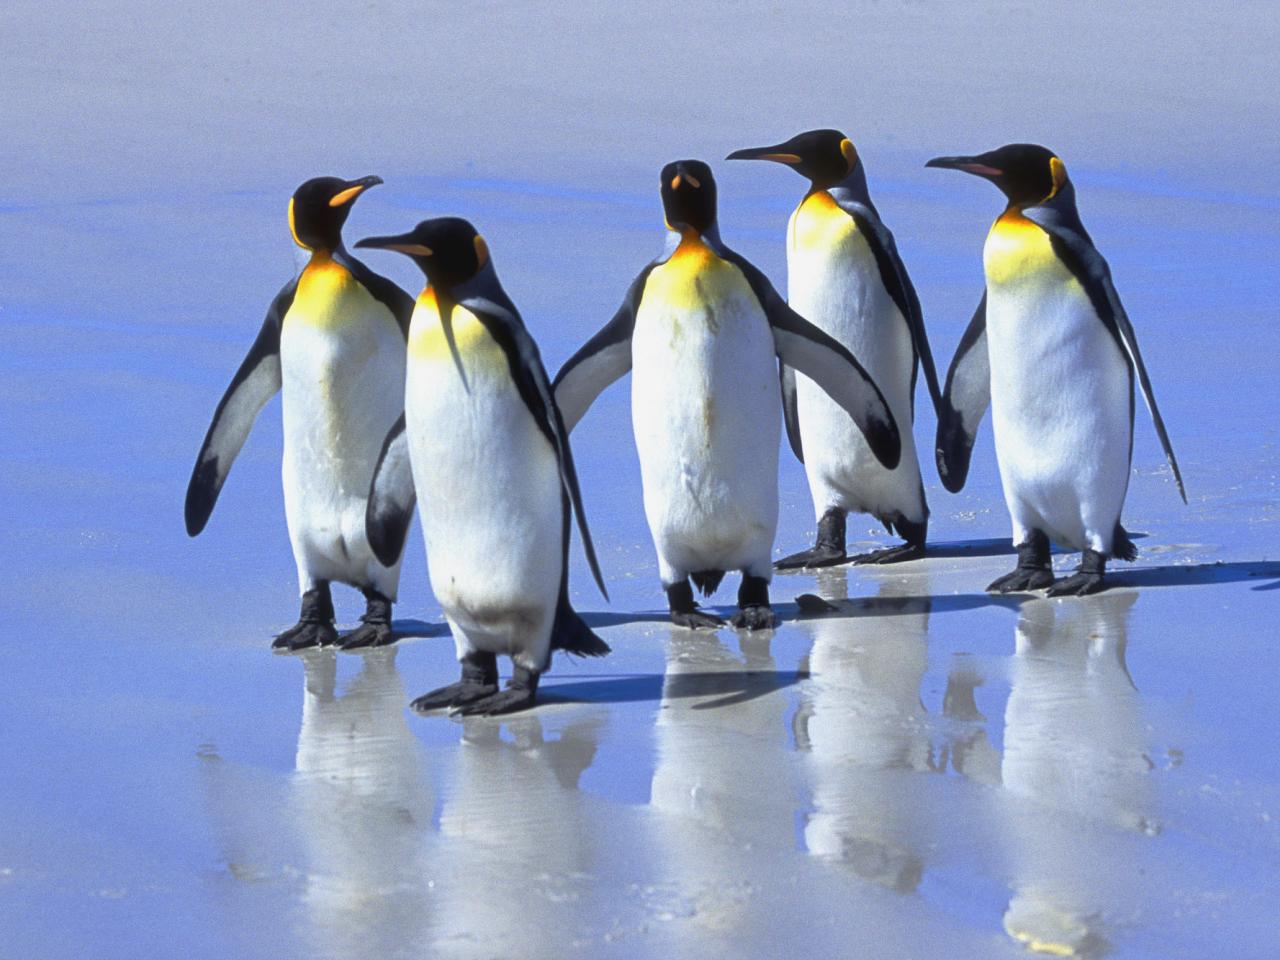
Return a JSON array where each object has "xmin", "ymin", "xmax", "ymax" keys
[
  {"xmin": 279, "ymin": 267, "xmax": 406, "ymax": 593},
  {"xmin": 787, "ymin": 199, "xmax": 922, "ymax": 522},
  {"xmin": 631, "ymin": 242, "xmax": 780, "ymax": 582},
  {"xmin": 405, "ymin": 296, "xmax": 561, "ymax": 666},
  {"xmin": 985, "ymin": 219, "xmax": 1131, "ymax": 551}
]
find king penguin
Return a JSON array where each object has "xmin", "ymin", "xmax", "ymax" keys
[
  {"xmin": 357, "ymin": 217, "xmax": 610, "ymax": 716},
  {"xmin": 553, "ymin": 160, "xmax": 901, "ymax": 630},
  {"xmin": 185, "ymin": 175, "xmax": 415, "ymax": 649},
  {"xmin": 928, "ymin": 144, "xmax": 1185, "ymax": 595},
  {"xmin": 728, "ymin": 129, "xmax": 942, "ymax": 568}
]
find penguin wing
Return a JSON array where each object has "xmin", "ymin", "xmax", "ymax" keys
[
  {"xmin": 184, "ymin": 281, "xmax": 294, "ymax": 536},
  {"xmin": 551, "ymin": 266, "xmax": 652, "ymax": 431},
  {"xmin": 934, "ymin": 292, "xmax": 990, "ymax": 493},
  {"xmin": 723, "ymin": 252, "xmax": 901, "ymax": 470},
  {"xmin": 1027, "ymin": 209, "xmax": 1187, "ymax": 502},
  {"xmin": 335, "ymin": 248, "xmax": 415, "ymax": 337},
  {"xmin": 365, "ymin": 414, "xmax": 417, "ymax": 568},
  {"xmin": 779, "ymin": 363, "xmax": 804, "ymax": 463},
  {"xmin": 463, "ymin": 295, "xmax": 610, "ymax": 600},
  {"xmin": 835, "ymin": 197, "xmax": 944, "ymax": 414}
]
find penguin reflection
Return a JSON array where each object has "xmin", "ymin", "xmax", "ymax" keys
[
  {"xmin": 648, "ymin": 629, "xmax": 798, "ymax": 935},
  {"xmin": 293, "ymin": 649, "xmax": 432, "ymax": 958},
  {"xmin": 793, "ymin": 576, "xmax": 932, "ymax": 891},
  {"xmin": 432, "ymin": 714, "xmax": 605, "ymax": 958},
  {"xmin": 1000, "ymin": 592, "xmax": 1151, "ymax": 955}
]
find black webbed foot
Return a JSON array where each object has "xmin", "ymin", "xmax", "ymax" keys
[
  {"xmin": 987, "ymin": 567, "xmax": 1056, "ymax": 594},
  {"xmin": 338, "ymin": 621, "xmax": 395, "ymax": 649},
  {"xmin": 986, "ymin": 531, "xmax": 1054, "ymax": 594},
  {"xmin": 731, "ymin": 575, "xmax": 776, "ymax": 630},
  {"xmin": 410, "ymin": 651, "xmax": 499, "ymax": 712},
  {"xmin": 452, "ymin": 666, "xmax": 540, "ymax": 717},
  {"xmin": 850, "ymin": 542, "xmax": 925, "ymax": 565},
  {"xmin": 338, "ymin": 588, "xmax": 396, "ymax": 649},
  {"xmin": 671, "ymin": 609, "xmax": 729, "ymax": 630},
  {"xmin": 667, "ymin": 579, "xmax": 727, "ymax": 630},
  {"xmin": 1046, "ymin": 549, "xmax": 1108, "ymax": 597},
  {"xmin": 774, "ymin": 508, "xmax": 846, "ymax": 570},
  {"xmin": 731, "ymin": 605, "xmax": 778, "ymax": 630},
  {"xmin": 411, "ymin": 681, "xmax": 499, "ymax": 712},
  {"xmin": 273, "ymin": 620, "xmax": 339, "ymax": 651},
  {"xmin": 774, "ymin": 544, "xmax": 847, "ymax": 570},
  {"xmin": 1046, "ymin": 573, "xmax": 1106, "ymax": 597},
  {"xmin": 273, "ymin": 584, "xmax": 337, "ymax": 651}
]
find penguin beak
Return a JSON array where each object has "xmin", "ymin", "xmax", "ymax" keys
[
  {"xmin": 925, "ymin": 155, "xmax": 1004, "ymax": 179},
  {"xmin": 354, "ymin": 232, "xmax": 432, "ymax": 257},
  {"xmin": 328, "ymin": 175, "xmax": 384, "ymax": 207},
  {"xmin": 726, "ymin": 144, "xmax": 803, "ymax": 166}
]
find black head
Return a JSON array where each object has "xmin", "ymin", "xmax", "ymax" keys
[
  {"xmin": 926, "ymin": 144, "xmax": 1068, "ymax": 208},
  {"xmin": 727, "ymin": 129, "xmax": 859, "ymax": 188},
  {"xmin": 659, "ymin": 159, "xmax": 718, "ymax": 235},
  {"xmin": 288, "ymin": 175, "xmax": 383, "ymax": 251},
  {"xmin": 355, "ymin": 217, "xmax": 490, "ymax": 290}
]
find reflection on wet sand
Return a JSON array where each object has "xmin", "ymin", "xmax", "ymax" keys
[
  {"xmin": 431, "ymin": 711, "xmax": 608, "ymax": 959},
  {"xmin": 293, "ymin": 648, "xmax": 432, "ymax": 959},
  {"xmin": 1000, "ymin": 592, "xmax": 1152, "ymax": 956},
  {"xmin": 793, "ymin": 573, "xmax": 932, "ymax": 891},
  {"xmin": 647, "ymin": 628, "xmax": 799, "ymax": 939}
]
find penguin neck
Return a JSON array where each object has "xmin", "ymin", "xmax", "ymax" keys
[
  {"xmin": 821, "ymin": 163, "xmax": 873, "ymax": 207},
  {"xmin": 664, "ymin": 223, "xmax": 723, "ymax": 258}
]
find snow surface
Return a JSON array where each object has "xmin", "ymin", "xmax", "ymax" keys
[{"xmin": 2, "ymin": 2, "xmax": 1279, "ymax": 957}]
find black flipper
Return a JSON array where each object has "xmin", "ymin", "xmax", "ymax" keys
[
  {"xmin": 184, "ymin": 280, "xmax": 295, "ymax": 536},
  {"xmin": 935, "ymin": 292, "xmax": 990, "ymax": 493},
  {"xmin": 551, "ymin": 265, "xmax": 653, "ymax": 432},
  {"xmin": 550, "ymin": 587, "xmax": 610, "ymax": 657},
  {"xmin": 832, "ymin": 194, "xmax": 943, "ymax": 415},
  {"xmin": 1025, "ymin": 199, "xmax": 1186, "ymax": 503},
  {"xmin": 721, "ymin": 250, "xmax": 901, "ymax": 471},
  {"xmin": 365, "ymin": 414, "xmax": 417, "ymax": 568},
  {"xmin": 457, "ymin": 282, "xmax": 609, "ymax": 600},
  {"xmin": 333, "ymin": 247, "xmax": 415, "ymax": 338},
  {"xmin": 779, "ymin": 363, "xmax": 803, "ymax": 463}
]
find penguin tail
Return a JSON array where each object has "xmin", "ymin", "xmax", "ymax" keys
[
  {"xmin": 690, "ymin": 570, "xmax": 725, "ymax": 597},
  {"xmin": 551, "ymin": 599, "xmax": 611, "ymax": 658},
  {"xmin": 1112, "ymin": 524, "xmax": 1139, "ymax": 562}
]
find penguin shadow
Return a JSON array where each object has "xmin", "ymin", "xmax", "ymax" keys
[
  {"xmin": 385, "ymin": 617, "xmax": 452, "ymax": 642},
  {"xmin": 1110, "ymin": 559, "xmax": 1280, "ymax": 591},
  {"xmin": 540, "ymin": 662, "xmax": 805, "ymax": 711}
]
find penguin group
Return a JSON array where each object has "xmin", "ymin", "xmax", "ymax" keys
[{"xmin": 185, "ymin": 134, "xmax": 1184, "ymax": 716}]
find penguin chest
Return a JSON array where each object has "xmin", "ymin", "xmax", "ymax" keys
[
  {"xmin": 983, "ymin": 214, "xmax": 1132, "ymax": 534},
  {"xmin": 631, "ymin": 242, "xmax": 780, "ymax": 559},
  {"xmin": 279, "ymin": 260, "xmax": 406, "ymax": 502},
  {"xmin": 404, "ymin": 297, "xmax": 562, "ymax": 628},
  {"xmin": 786, "ymin": 192, "xmax": 918, "ymax": 503}
]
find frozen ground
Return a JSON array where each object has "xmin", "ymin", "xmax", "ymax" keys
[{"xmin": 2, "ymin": 2, "xmax": 1279, "ymax": 957}]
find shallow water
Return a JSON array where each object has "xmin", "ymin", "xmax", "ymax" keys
[{"xmin": 3, "ymin": 2, "xmax": 1280, "ymax": 958}]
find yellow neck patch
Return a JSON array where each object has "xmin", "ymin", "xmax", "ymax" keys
[
  {"xmin": 643, "ymin": 235, "xmax": 749, "ymax": 317},
  {"xmin": 791, "ymin": 190, "xmax": 856, "ymax": 255},
  {"xmin": 290, "ymin": 254, "xmax": 358, "ymax": 326},
  {"xmin": 983, "ymin": 211, "xmax": 1063, "ymax": 287},
  {"xmin": 409, "ymin": 286, "xmax": 495, "ymax": 361}
]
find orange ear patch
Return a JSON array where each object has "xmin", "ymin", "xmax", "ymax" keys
[
  {"xmin": 839, "ymin": 138, "xmax": 858, "ymax": 170},
  {"xmin": 473, "ymin": 235, "xmax": 490, "ymax": 266}
]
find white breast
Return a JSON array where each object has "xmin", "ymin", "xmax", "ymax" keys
[
  {"xmin": 278, "ymin": 258, "xmax": 406, "ymax": 590},
  {"xmin": 630, "ymin": 240, "xmax": 780, "ymax": 580},
  {"xmin": 984, "ymin": 214, "xmax": 1131, "ymax": 549},
  {"xmin": 404, "ymin": 292, "xmax": 561, "ymax": 664},
  {"xmin": 785, "ymin": 193, "xmax": 921, "ymax": 519}
]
